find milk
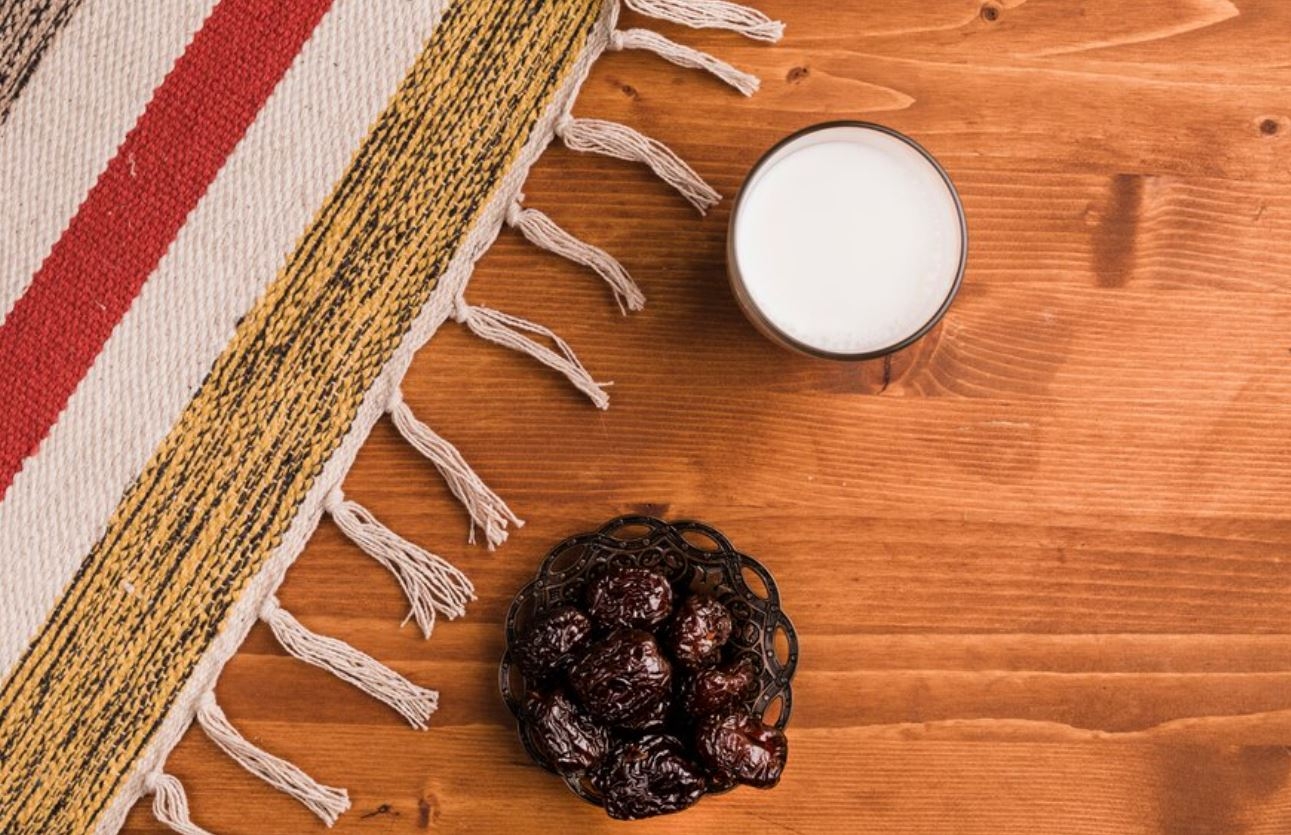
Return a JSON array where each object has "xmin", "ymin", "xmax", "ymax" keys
[{"xmin": 730, "ymin": 124, "xmax": 965, "ymax": 358}]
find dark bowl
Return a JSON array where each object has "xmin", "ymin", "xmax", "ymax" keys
[{"xmin": 499, "ymin": 515, "xmax": 798, "ymax": 808}]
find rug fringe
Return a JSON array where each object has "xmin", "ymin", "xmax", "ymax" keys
[
  {"xmin": 325, "ymin": 488, "xmax": 475, "ymax": 638},
  {"xmin": 556, "ymin": 117, "xmax": 720, "ymax": 214},
  {"xmin": 506, "ymin": 195, "xmax": 644, "ymax": 314},
  {"xmin": 610, "ymin": 28, "xmax": 760, "ymax": 96},
  {"xmin": 388, "ymin": 389, "xmax": 522, "ymax": 550},
  {"xmin": 454, "ymin": 300, "xmax": 611, "ymax": 409},
  {"xmin": 196, "ymin": 693, "xmax": 350, "ymax": 826},
  {"xmin": 147, "ymin": 773, "xmax": 213, "ymax": 835},
  {"xmin": 261, "ymin": 596, "xmax": 439, "ymax": 729},
  {"xmin": 624, "ymin": 0, "xmax": 785, "ymax": 42}
]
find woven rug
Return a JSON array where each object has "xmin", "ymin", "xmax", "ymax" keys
[{"xmin": 0, "ymin": 0, "xmax": 781, "ymax": 831}]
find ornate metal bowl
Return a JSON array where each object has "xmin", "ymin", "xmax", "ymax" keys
[{"xmin": 498, "ymin": 515, "xmax": 798, "ymax": 807}]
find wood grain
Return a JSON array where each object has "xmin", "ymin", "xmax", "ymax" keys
[{"xmin": 123, "ymin": 1, "xmax": 1291, "ymax": 832}]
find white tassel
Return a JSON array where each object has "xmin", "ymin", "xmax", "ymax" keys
[
  {"xmin": 195, "ymin": 693, "xmax": 350, "ymax": 827},
  {"xmin": 455, "ymin": 301, "xmax": 611, "ymax": 409},
  {"xmin": 624, "ymin": 0, "xmax": 785, "ymax": 42},
  {"xmin": 506, "ymin": 197, "xmax": 645, "ymax": 314},
  {"xmin": 325, "ymin": 489, "xmax": 475, "ymax": 638},
  {"xmin": 556, "ymin": 117, "xmax": 720, "ymax": 214},
  {"xmin": 261, "ymin": 596, "xmax": 439, "ymax": 729},
  {"xmin": 609, "ymin": 28, "xmax": 760, "ymax": 96},
  {"xmin": 387, "ymin": 390, "xmax": 522, "ymax": 550},
  {"xmin": 147, "ymin": 773, "xmax": 213, "ymax": 835}
]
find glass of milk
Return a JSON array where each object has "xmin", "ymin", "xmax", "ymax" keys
[{"xmin": 728, "ymin": 122, "xmax": 967, "ymax": 360}]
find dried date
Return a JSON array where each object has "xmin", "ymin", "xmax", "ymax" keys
[
  {"xmin": 524, "ymin": 688, "xmax": 609, "ymax": 774},
  {"xmin": 569, "ymin": 629, "xmax": 673, "ymax": 725},
  {"xmin": 666, "ymin": 594, "xmax": 733, "ymax": 670},
  {"xmin": 595, "ymin": 735, "xmax": 706, "ymax": 820},
  {"xmin": 513, "ymin": 606, "xmax": 592, "ymax": 681},
  {"xmin": 585, "ymin": 566, "xmax": 673, "ymax": 631},
  {"xmin": 694, "ymin": 712, "xmax": 788, "ymax": 789},
  {"xmin": 680, "ymin": 658, "xmax": 757, "ymax": 717},
  {"xmin": 618, "ymin": 689, "xmax": 673, "ymax": 732}
]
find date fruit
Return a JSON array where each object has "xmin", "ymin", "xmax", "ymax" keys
[
  {"xmin": 680, "ymin": 658, "xmax": 757, "ymax": 717},
  {"xmin": 585, "ymin": 567, "xmax": 673, "ymax": 631},
  {"xmin": 667, "ymin": 594, "xmax": 733, "ymax": 670},
  {"xmin": 514, "ymin": 606, "xmax": 592, "ymax": 681},
  {"xmin": 618, "ymin": 689, "xmax": 673, "ymax": 732},
  {"xmin": 525, "ymin": 688, "xmax": 610, "ymax": 774},
  {"xmin": 569, "ymin": 629, "xmax": 672, "ymax": 725},
  {"xmin": 596, "ymin": 735, "xmax": 706, "ymax": 820},
  {"xmin": 694, "ymin": 712, "xmax": 788, "ymax": 789}
]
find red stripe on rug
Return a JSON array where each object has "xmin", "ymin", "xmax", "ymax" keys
[{"xmin": 0, "ymin": 0, "xmax": 334, "ymax": 498}]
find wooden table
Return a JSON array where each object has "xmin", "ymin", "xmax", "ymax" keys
[{"xmin": 124, "ymin": 2, "xmax": 1291, "ymax": 832}]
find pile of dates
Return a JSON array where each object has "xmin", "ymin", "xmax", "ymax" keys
[{"xmin": 513, "ymin": 564, "xmax": 787, "ymax": 820}]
